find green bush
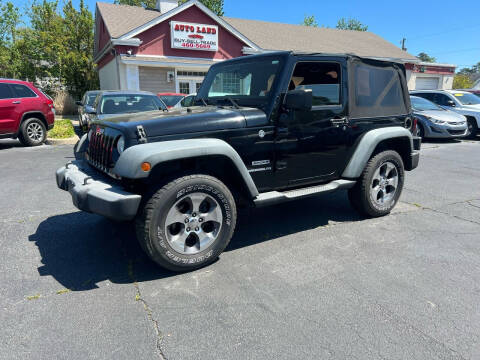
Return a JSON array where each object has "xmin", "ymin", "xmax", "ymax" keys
[{"xmin": 48, "ymin": 119, "xmax": 75, "ymax": 139}]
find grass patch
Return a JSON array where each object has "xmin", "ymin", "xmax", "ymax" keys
[{"xmin": 48, "ymin": 119, "xmax": 75, "ymax": 139}]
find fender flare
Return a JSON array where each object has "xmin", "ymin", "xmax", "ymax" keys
[
  {"xmin": 113, "ymin": 138, "xmax": 259, "ymax": 198},
  {"xmin": 342, "ymin": 127, "xmax": 413, "ymax": 178}
]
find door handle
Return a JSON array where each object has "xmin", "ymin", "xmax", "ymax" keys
[
  {"xmin": 12, "ymin": 100, "xmax": 21, "ymax": 104},
  {"xmin": 330, "ymin": 117, "xmax": 348, "ymax": 127}
]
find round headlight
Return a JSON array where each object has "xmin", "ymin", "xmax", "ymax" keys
[{"xmin": 116, "ymin": 136, "xmax": 125, "ymax": 154}]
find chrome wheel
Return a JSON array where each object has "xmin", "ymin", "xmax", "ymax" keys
[
  {"xmin": 370, "ymin": 161, "xmax": 399, "ymax": 207},
  {"xmin": 26, "ymin": 122, "xmax": 44, "ymax": 142},
  {"xmin": 164, "ymin": 192, "xmax": 223, "ymax": 255}
]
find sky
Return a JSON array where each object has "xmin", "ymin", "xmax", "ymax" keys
[{"xmin": 11, "ymin": 0, "xmax": 480, "ymax": 69}]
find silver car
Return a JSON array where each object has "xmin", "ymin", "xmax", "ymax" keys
[{"xmin": 410, "ymin": 96, "xmax": 468, "ymax": 139}]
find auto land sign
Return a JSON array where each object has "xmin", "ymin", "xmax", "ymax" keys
[{"xmin": 170, "ymin": 21, "xmax": 218, "ymax": 52}]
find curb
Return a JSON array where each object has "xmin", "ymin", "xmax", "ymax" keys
[{"xmin": 46, "ymin": 135, "xmax": 79, "ymax": 145}]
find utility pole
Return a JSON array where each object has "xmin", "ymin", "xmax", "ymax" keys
[{"xmin": 401, "ymin": 38, "xmax": 407, "ymax": 51}]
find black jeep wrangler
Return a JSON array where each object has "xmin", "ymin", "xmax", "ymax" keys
[{"xmin": 57, "ymin": 52, "xmax": 420, "ymax": 271}]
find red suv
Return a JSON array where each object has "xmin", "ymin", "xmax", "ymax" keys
[{"xmin": 0, "ymin": 79, "xmax": 55, "ymax": 146}]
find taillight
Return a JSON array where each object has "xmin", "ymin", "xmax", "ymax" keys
[
  {"xmin": 45, "ymin": 98, "xmax": 54, "ymax": 109},
  {"xmin": 412, "ymin": 117, "xmax": 418, "ymax": 135}
]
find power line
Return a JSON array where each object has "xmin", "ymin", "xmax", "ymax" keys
[
  {"xmin": 407, "ymin": 24, "xmax": 480, "ymax": 42},
  {"xmin": 430, "ymin": 47, "xmax": 480, "ymax": 55}
]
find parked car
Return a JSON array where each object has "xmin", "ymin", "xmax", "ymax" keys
[
  {"xmin": 57, "ymin": 51, "xmax": 420, "ymax": 272},
  {"xmin": 0, "ymin": 79, "xmax": 54, "ymax": 146},
  {"xmin": 410, "ymin": 96, "xmax": 468, "ymax": 139},
  {"xmin": 410, "ymin": 90, "xmax": 480, "ymax": 137},
  {"xmin": 76, "ymin": 90, "xmax": 100, "ymax": 132},
  {"xmin": 457, "ymin": 89, "xmax": 480, "ymax": 98},
  {"xmin": 157, "ymin": 93, "xmax": 186, "ymax": 108},
  {"xmin": 82, "ymin": 91, "xmax": 167, "ymax": 124}
]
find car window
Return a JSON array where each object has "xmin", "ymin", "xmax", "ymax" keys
[
  {"xmin": 10, "ymin": 84, "xmax": 37, "ymax": 98},
  {"xmin": 433, "ymin": 93, "xmax": 453, "ymax": 106},
  {"xmin": 182, "ymin": 95, "xmax": 195, "ymax": 107},
  {"xmin": 413, "ymin": 93, "xmax": 435, "ymax": 102},
  {"xmin": 289, "ymin": 62, "xmax": 341, "ymax": 106},
  {"xmin": 86, "ymin": 93, "xmax": 98, "ymax": 106},
  {"xmin": 452, "ymin": 92, "xmax": 480, "ymax": 105},
  {"xmin": 410, "ymin": 96, "xmax": 442, "ymax": 111},
  {"xmin": 100, "ymin": 94, "xmax": 164, "ymax": 114},
  {"xmin": 159, "ymin": 95, "xmax": 184, "ymax": 107},
  {"xmin": 0, "ymin": 83, "xmax": 13, "ymax": 99}
]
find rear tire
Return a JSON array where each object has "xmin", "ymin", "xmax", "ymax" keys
[
  {"xmin": 416, "ymin": 123, "xmax": 425, "ymax": 139},
  {"xmin": 136, "ymin": 174, "xmax": 237, "ymax": 271},
  {"xmin": 20, "ymin": 118, "xmax": 47, "ymax": 146},
  {"xmin": 466, "ymin": 117, "xmax": 478, "ymax": 138},
  {"xmin": 348, "ymin": 150, "xmax": 405, "ymax": 217}
]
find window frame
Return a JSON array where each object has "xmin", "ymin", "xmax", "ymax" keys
[{"xmin": 286, "ymin": 60, "xmax": 344, "ymax": 111}]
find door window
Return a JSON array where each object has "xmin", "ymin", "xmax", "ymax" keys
[
  {"xmin": 0, "ymin": 83, "xmax": 13, "ymax": 99},
  {"xmin": 11, "ymin": 84, "xmax": 37, "ymax": 98},
  {"xmin": 289, "ymin": 62, "xmax": 341, "ymax": 106},
  {"xmin": 179, "ymin": 82, "xmax": 190, "ymax": 95},
  {"xmin": 433, "ymin": 93, "xmax": 453, "ymax": 106}
]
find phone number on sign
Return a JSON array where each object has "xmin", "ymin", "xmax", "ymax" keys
[{"xmin": 181, "ymin": 42, "xmax": 214, "ymax": 49}]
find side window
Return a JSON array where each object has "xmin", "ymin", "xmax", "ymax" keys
[
  {"xmin": 434, "ymin": 94, "xmax": 452, "ymax": 106},
  {"xmin": 415, "ymin": 93, "xmax": 434, "ymax": 102},
  {"xmin": 289, "ymin": 62, "xmax": 341, "ymax": 106},
  {"xmin": 0, "ymin": 83, "xmax": 13, "ymax": 99},
  {"xmin": 10, "ymin": 84, "xmax": 37, "ymax": 98}
]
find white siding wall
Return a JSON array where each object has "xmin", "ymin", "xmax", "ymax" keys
[
  {"xmin": 139, "ymin": 67, "xmax": 176, "ymax": 93},
  {"xmin": 99, "ymin": 59, "xmax": 119, "ymax": 90}
]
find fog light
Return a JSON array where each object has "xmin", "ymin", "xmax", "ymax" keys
[{"xmin": 141, "ymin": 162, "xmax": 151, "ymax": 172}]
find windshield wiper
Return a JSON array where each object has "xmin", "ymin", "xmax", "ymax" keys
[{"xmin": 198, "ymin": 97, "xmax": 208, "ymax": 106}]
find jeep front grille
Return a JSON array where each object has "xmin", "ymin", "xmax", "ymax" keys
[{"xmin": 87, "ymin": 131, "xmax": 115, "ymax": 172}]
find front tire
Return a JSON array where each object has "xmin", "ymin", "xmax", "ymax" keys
[
  {"xmin": 136, "ymin": 175, "xmax": 237, "ymax": 271},
  {"xmin": 466, "ymin": 117, "xmax": 478, "ymax": 138},
  {"xmin": 348, "ymin": 150, "xmax": 405, "ymax": 217},
  {"xmin": 20, "ymin": 118, "xmax": 47, "ymax": 146}
]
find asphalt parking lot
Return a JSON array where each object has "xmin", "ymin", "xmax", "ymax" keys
[{"xmin": 1, "ymin": 137, "xmax": 479, "ymax": 360}]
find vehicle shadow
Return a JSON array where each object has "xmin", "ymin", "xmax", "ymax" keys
[
  {"xmin": 0, "ymin": 139, "xmax": 23, "ymax": 150},
  {"xmin": 29, "ymin": 191, "xmax": 361, "ymax": 291}
]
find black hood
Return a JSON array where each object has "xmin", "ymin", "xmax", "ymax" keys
[{"xmin": 94, "ymin": 106, "xmax": 267, "ymax": 139}]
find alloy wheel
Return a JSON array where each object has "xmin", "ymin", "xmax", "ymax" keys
[
  {"xmin": 164, "ymin": 192, "xmax": 223, "ymax": 255},
  {"xmin": 26, "ymin": 122, "xmax": 44, "ymax": 142},
  {"xmin": 370, "ymin": 161, "xmax": 399, "ymax": 207}
]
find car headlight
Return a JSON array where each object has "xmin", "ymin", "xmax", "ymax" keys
[
  {"xmin": 116, "ymin": 136, "xmax": 125, "ymax": 154},
  {"xmin": 426, "ymin": 116, "xmax": 445, "ymax": 125}
]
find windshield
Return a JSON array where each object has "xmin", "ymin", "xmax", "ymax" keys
[
  {"xmin": 452, "ymin": 92, "xmax": 480, "ymax": 105},
  {"xmin": 159, "ymin": 95, "xmax": 184, "ymax": 107},
  {"xmin": 100, "ymin": 94, "xmax": 165, "ymax": 114},
  {"xmin": 410, "ymin": 96, "xmax": 442, "ymax": 111},
  {"xmin": 197, "ymin": 55, "xmax": 285, "ymax": 109},
  {"xmin": 86, "ymin": 93, "xmax": 99, "ymax": 106}
]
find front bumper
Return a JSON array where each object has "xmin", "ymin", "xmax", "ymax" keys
[
  {"xmin": 56, "ymin": 160, "xmax": 141, "ymax": 221},
  {"xmin": 425, "ymin": 123, "xmax": 468, "ymax": 138}
]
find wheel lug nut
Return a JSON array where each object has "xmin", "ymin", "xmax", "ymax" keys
[
  {"xmin": 199, "ymin": 218, "xmax": 203, "ymax": 222},
  {"xmin": 185, "ymin": 218, "xmax": 189, "ymax": 223},
  {"xmin": 186, "ymin": 227, "xmax": 191, "ymax": 232},
  {"xmin": 192, "ymin": 213, "xmax": 197, "ymax": 217},
  {"xmin": 195, "ymin": 227, "xmax": 199, "ymax": 231}
]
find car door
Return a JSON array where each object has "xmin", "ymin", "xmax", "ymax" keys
[
  {"xmin": 0, "ymin": 83, "xmax": 21, "ymax": 134},
  {"xmin": 274, "ymin": 58, "xmax": 350, "ymax": 189}
]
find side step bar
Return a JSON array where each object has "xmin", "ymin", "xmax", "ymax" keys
[{"xmin": 253, "ymin": 179, "xmax": 356, "ymax": 207}]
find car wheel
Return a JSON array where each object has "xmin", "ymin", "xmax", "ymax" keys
[
  {"xmin": 136, "ymin": 174, "xmax": 237, "ymax": 271},
  {"xmin": 416, "ymin": 123, "xmax": 425, "ymax": 139},
  {"xmin": 348, "ymin": 150, "xmax": 405, "ymax": 218},
  {"xmin": 466, "ymin": 117, "xmax": 478, "ymax": 138},
  {"xmin": 20, "ymin": 118, "xmax": 47, "ymax": 146}
]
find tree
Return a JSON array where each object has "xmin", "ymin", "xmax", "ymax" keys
[
  {"xmin": 417, "ymin": 52, "xmax": 436, "ymax": 63},
  {"xmin": 453, "ymin": 74, "xmax": 473, "ymax": 89},
  {"xmin": 302, "ymin": 15, "xmax": 318, "ymax": 27},
  {"xmin": 178, "ymin": 0, "xmax": 223, "ymax": 16},
  {"xmin": 336, "ymin": 17, "xmax": 368, "ymax": 31},
  {"xmin": 0, "ymin": 1, "xmax": 21, "ymax": 78},
  {"xmin": 458, "ymin": 62, "xmax": 480, "ymax": 75},
  {"xmin": 114, "ymin": 0, "xmax": 156, "ymax": 8}
]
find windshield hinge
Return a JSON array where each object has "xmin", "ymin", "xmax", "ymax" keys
[{"xmin": 136, "ymin": 125, "xmax": 148, "ymax": 143}]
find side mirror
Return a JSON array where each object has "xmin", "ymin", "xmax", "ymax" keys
[
  {"xmin": 76, "ymin": 101, "xmax": 83, "ymax": 106},
  {"xmin": 446, "ymin": 100, "xmax": 456, "ymax": 107},
  {"xmin": 284, "ymin": 89, "xmax": 312, "ymax": 111},
  {"xmin": 85, "ymin": 105, "xmax": 96, "ymax": 115}
]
